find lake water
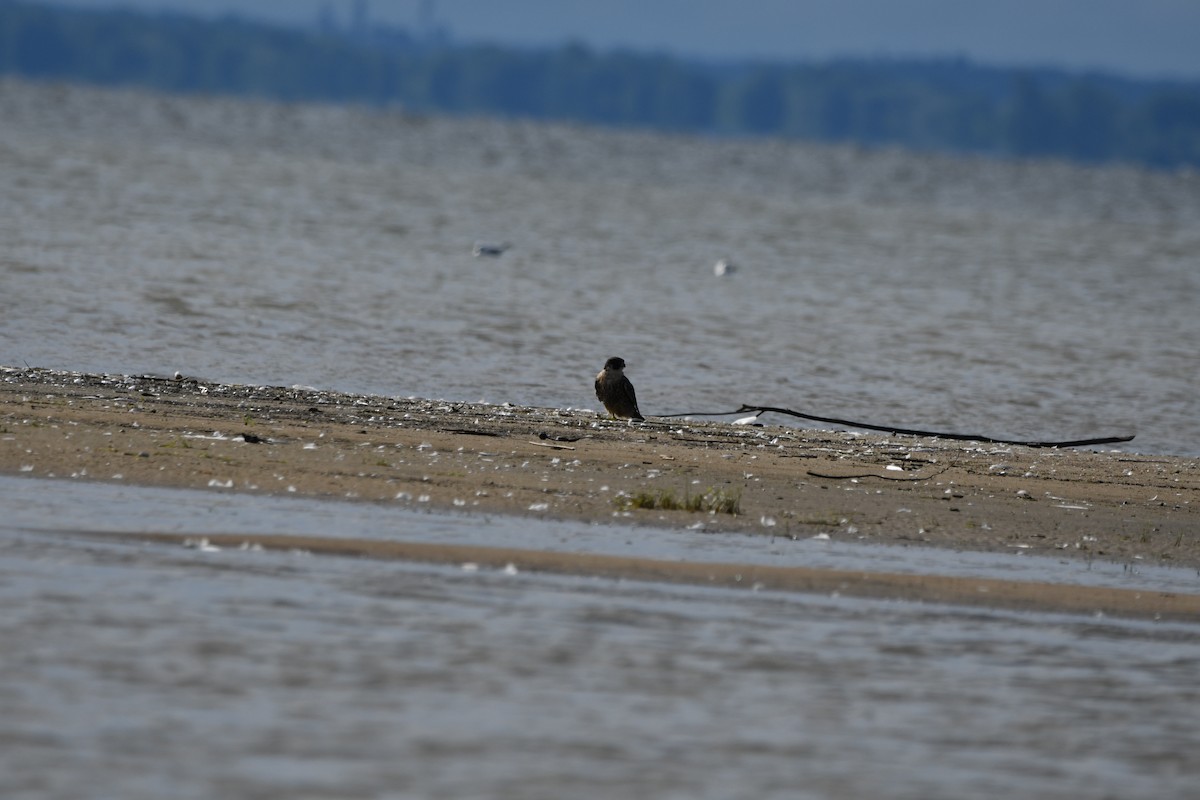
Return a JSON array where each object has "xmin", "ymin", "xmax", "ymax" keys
[
  {"xmin": 2, "ymin": 79, "xmax": 1199, "ymax": 456},
  {"xmin": 3, "ymin": 475, "xmax": 1200, "ymax": 799},
  {"xmin": 3, "ymin": 79, "xmax": 1200, "ymax": 798}
]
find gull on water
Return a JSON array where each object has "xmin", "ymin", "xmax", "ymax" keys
[
  {"xmin": 713, "ymin": 258, "xmax": 737, "ymax": 276},
  {"xmin": 473, "ymin": 241, "xmax": 511, "ymax": 257}
]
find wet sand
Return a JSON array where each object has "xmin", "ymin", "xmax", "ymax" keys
[{"xmin": 3, "ymin": 366, "xmax": 1198, "ymax": 618}]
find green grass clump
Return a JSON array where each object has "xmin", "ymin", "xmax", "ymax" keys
[
  {"xmin": 703, "ymin": 488, "xmax": 741, "ymax": 515},
  {"xmin": 621, "ymin": 487, "xmax": 740, "ymax": 515}
]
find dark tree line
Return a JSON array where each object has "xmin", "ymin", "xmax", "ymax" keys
[{"xmin": 2, "ymin": 0, "xmax": 1198, "ymax": 168}]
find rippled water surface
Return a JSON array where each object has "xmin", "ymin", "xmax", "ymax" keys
[
  {"xmin": 3, "ymin": 477, "xmax": 1200, "ymax": 799},
  {"xmin": 2, "ymin": 80, "xmax": 1199, "ymax": 455},
  {"xmin": 3, "ymin": 80, "xmax": 1200, "ymax": 798}
]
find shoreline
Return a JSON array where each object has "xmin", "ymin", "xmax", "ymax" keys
[
  {"xmin": 3, "ymin": 365, "xmax": 1198, "ymax": 617},
  {"xmin": 44, "ymin": 530, "xmax": 1200, "ymax": 623}
]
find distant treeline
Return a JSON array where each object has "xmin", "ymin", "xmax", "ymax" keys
[{"xmin": 3, "ymin": 0, "xmax": 1199, "ymax": 168}]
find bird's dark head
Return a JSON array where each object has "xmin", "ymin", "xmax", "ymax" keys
[{"xmin": 603, "ymin": 357, "xmax": 626, "ymax": 371}]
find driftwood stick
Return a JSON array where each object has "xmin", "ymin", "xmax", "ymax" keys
[{"xmin": 661, "ymin": 404, "xmax": 1134, "ymax": 449}]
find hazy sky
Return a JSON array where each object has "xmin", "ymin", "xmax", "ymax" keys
[{"xmin": 36, "ymin": 0, "xmax": 1200, "ymax": 80}]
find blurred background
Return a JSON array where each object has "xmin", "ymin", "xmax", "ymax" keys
[{"xmin": 3, "ymin": 0, "xmax": 1199, "ymax": 168}]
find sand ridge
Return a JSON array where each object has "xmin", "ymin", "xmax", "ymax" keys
[
  {"xmin": 2, "ymin": 366, "xmax": 1198, "ymax": 595},
  {"xmin": 36, "ymin": 530, "xmax": 1195, "ymax": 623}
]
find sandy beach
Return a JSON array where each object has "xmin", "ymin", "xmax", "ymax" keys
[{"xmin": 3, "ymin": 365, "xmax": 1198, "ymax": 619}]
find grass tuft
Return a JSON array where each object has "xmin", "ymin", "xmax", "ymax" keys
[{"xmin": 621, "ymin": 487, "xmax": 740, "ymax": 515}]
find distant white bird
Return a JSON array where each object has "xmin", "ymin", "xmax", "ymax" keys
[
  {"xmin": 473, "ymin": 241, "xmax": 511, "ymax": 257},
  {"xmin": 713, "ymin": 258, "xmax": 737, "ymax": 276}
]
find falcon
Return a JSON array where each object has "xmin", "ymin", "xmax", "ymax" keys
[{"xmin": 594, "ymin": 356, "xmax": 644, "ymax": 421}]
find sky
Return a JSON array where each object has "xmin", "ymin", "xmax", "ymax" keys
[{"xmin": 33, "ymin": 0, "xmax": 1200, "ymax": 81}]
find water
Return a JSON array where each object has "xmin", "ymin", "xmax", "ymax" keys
[
  {"xmin": 2, "ymin": 476, "xmax": 1200, "ymax": 799},
  {"xmin": 3, "ymin": 79, "xmax": 1200, "ymax": 797},
  {"xmin": 4, "ymin": 476, "xmax": 1198, "ymax": 596},
  {"xmin": 2, "ymin": 79, "xmax": 1199, "ymax": 456}
]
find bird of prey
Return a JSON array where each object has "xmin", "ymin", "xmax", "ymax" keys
[{"xmin": 594, "ymin": 356, "xmax": 644, "ymax": 421}]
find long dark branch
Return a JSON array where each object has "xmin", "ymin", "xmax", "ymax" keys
[{"xmin": 660, "ymin": 404, "xmax": 1134, "ymax": 449}]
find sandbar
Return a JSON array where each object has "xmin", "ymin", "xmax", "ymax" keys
[{"xmin": 3, "ymin": 366, "xmax": 1197, "ymax": 619}]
